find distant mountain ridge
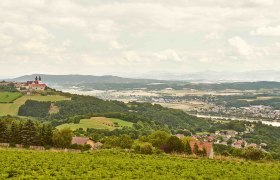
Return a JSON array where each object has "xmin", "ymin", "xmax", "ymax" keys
[
  {"xmin": 132, "ymin": 70, "xmax": 280, "ymax": 82},
  {"xmin": 8, "ymin": 74, "xmax": 168, "ymax": 84}
]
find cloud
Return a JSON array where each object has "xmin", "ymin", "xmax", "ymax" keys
[
  {"xmin": 228, "ymin": 36, "xmax": 254, "ymax": 57},
  {"xmin": 0, "ymin": 0, "xmax": 280, "ymax": 76},
  {"xmin": 250, "ymin": 25, "xmax": 280, "ymax": 36},
  {"xmin": 110, "ymin": 41, "xmax": 127, "ymax": 50},
  {"xmin": 205, "ymin": 32, "xmax": 222, "ymax": 40},
  {"xmin": 154, "ymin": 50, "xmax": 183, "ymax": 62}
]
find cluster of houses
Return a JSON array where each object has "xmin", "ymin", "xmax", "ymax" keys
[
  {"xmin": 1, "ymin": 76, "xmax": 47, "ymax": 93},
  {"xmin": 13, "ymin": 76, "xmax": 47, "ymax": 93},
  {"xmin": 176, "ymin": 128, "xmax": 265, "ymax": 151}
]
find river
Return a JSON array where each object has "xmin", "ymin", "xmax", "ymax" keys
[{"xmin": 193, "ymin": 114, "xmax": 280, "ymax": 127}]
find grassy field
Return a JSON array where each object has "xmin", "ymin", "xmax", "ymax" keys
[
  {"xmin": 57, "ymin": 117, "xmax": 133, "ymax": 130},
  {"xmin": 0, "ymin": 95, "xmax": 70, "ymax": 116},
  {"xmin": 0, "ymin": 148, "xmax": 279, "ymax": 179},
  {"xmin": 0, "ymin": 92, "xmax": 22, "ymax": 103},
  {"xmin": 240, "ymin": 96, "xmax": 280, "ymax": 102}
]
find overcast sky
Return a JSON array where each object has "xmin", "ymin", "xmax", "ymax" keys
[{"xmin": 0, "ymin": 0, "xmax": 280, "ymax": 78}]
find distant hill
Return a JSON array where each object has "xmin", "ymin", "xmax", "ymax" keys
[
  {"xmin": 134, "ymin": 70, "xmax": 280, "ymax": 82},
  {"xmin": 9, "ymin": 74, "xmax": 167, "ymax": 85},
  {"xmin": 7, "ymin": 74, "xmax": 280, "ymax": 91}
]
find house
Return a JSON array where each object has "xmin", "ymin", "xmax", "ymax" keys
[
  {"xmin": 27, "ymin": 76, "xmax": 46, "ymax": 91},
  {"xmin": 232, "ymin": 140, "xmax": 247, "ymax": 149},
  {"xmin": 71, "ymin": 137, "xmax": 102, "ymax": 149},
  {"xmin": 189, "ymin": 141, "xmax": 214, "ymax": 159},
  {"xmin": 175, "ymin": 134, "xmax": 185, "ymax": 139},
  {"xmin": 29, "ymin": 84, "xmax": 47, "ymax": 91}
]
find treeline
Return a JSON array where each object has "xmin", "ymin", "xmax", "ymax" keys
[
  {"xmin": 73, "ymin": 120, "xmax": 169, "ymax": 140},
  {"xmin": 209, "ymin": 121, "xmax": 246, "ymax": 132},
  {"xmin": 18, "ymin": 100, "xmax": 51, "ymax": 118},
  {"xmin": 219, "ymin": 97, "xmax": 280, "ymax": 109},
  {"xmin": 242, "ymin": 122, "xmax": 280, "ymax": 159},
  {"xmin": 18, "ymin": 94, "xmax": 212, "ymax": 131},
  {"xmin": 0, "ymin": 117, "xmax": 53, "ymax": 147},
  {"xmin": 0, "ymin": 117, "xmax": 72, "ymax": 149},
  {"xmin": 102, "ymin": 131, "xmax": 199, "ymax": 156},
  {"xmin": 0, "ymin": 84, "xmax": 18, "ymax": 92},
  {"xmin": 183, "ymin": 81, "xmax": 280, "ymax": 91},
  {"xmin": 51, "ymin": 96, "xmax": 128, "ymax": 119}
]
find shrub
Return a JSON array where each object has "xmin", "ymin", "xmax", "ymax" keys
[
  {"xmin": 139, "ymin": 143, "xmax": 153, "ymax": 154},
  {"xmin": 162, "ymin": 136, "xmax": 184, "ymax": 153},
  {"xmin": 243, "ymin": 147, "xmax": 265, "ymax": 161}
]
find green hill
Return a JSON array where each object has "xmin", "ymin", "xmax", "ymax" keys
[
  {"xmin": 0, "ymin": 92, "xmax": 22, "ymax": 103},
  {"xmin": 57, "ymin": 117, "xmax": 133, "ymax": 131}
]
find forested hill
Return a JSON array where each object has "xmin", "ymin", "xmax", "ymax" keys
[
  {"xmin": 9, "ymin": 74, "xmax": 167, "ymax": 84},
  {"xmin": 18, "ymin": 94, "xmax": 210, "ymax": 131}
]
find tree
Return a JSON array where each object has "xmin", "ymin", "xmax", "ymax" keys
[
  {"xmin": 148, "ymin": 130, "xmax": 170, "ymax": 149},
  {"xmin": 21, "ymin": 120, "xmax": 38, "ymax": 146},
  {"xmin": 140, "ymin": 142, "xmax": 153, "ymax": 154},
  {"xmin": 0, "ymin": 121, "xmax": 8, "ymax": 143},
  {"xmin": 52, "ymin": 128, "xmax": 72, "ymax": 148},
  {"xmin": 244, "ymin": 147, "xmax": 265, "ymax": 161},
  {"xmin": 181, "ymin": 137, "xmax": 192, "ymax": 154},
  {"xmin": 118, "ymin": 134, "xmax": 133, "ymax": 149},
  {"xmin": 9, "ymin": 122, "xmax": 20, "ymax": 144},
  {"xmin": 163, "ymin": 136, "xmax": 184, "ymax": 153},
  {"xmin": 40, "ymin": 124, "xmax": 53, "ymax": 146},
  {"xmin": 194, "ymin": 143, "xmax": 199, "ymax": 155}
]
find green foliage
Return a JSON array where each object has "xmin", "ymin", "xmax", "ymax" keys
[
  {"xmin": 243, "ymin": 147, "xmax": 265, "ymax": 161},
  {"xmin": 18, "ymin": 100, "xmax": 51, "ymax": 118},
  {"xmin": 0, "ymin": 92, "xmax": 22, "ymax": 103},
  {"xmin": 162, "ymin": 136, "xmax": 184, "ymax": 153},
  {"xmin": 103, "ymin": 134, "xmax": 133, "ymax": 149},
  {"xmin": 21, "ymin": 120, "xmax": 38, "ymax": 146},
  {"xmin": 0, "ymin": 85, "xmax": 18, "ymax": 92},
  {"xmin": 133, "ymin": 142, "xmax": 153, "ymax": 154},
  {"xmin": 147, "ymin": 130, "xmax": 170, "ymax": 148},
  {"xmin": 181, "ymin": 137, "xmax": 192, "ymax": 154},
  {"xmin": 1, "ymin": 149, "xmax": 279, "ymax": 179},
  {"xmin": 52, "ymin": 128, "xmax": 72, "ymax": 148},
  {"xmin": 0, "ymin": 117, "xmax": 54, "ymax": 147}
]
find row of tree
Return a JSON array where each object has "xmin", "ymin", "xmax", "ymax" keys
[
  {"xmin": 0, "ymin": 117, "xmax": 72, "ymax": 148},
  {"xmin": 102, "ymin": 130, "xmax": 207, "ymax": 156}
]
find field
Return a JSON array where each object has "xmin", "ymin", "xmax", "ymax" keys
[
  {"xmin": 57, "ymin": 117, "xmax": 133, "ymax": 130},
  {"xmin": 0, "ymin": 149, "xmax": 279, "ymax": 179},
  {"xmin": 0, "ymin": 92, "xmax": 22, "ymax": 103},
  {"xmin": 0, "ymin": 95, "xmax": 70, "ymax": 116}
]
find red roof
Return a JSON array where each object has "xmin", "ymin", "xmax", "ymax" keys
[
  {"xmin": 190, "ymin": 141, "xmax": 213, "ymax": 157},
  {"xmin": 29, "ymin": 84, "xmax": 46, "ymax": 87}
]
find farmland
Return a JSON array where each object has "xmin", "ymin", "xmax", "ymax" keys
[
  {"xmin": 0, "ymin": 92, "xmax": 22, "ymax": 103},
  {"xmin": 0, "ymin": 148, "xmax": 279, "ymax": 179},
  {"xmin": 57, "ymin": 117, "xmax": 133, "ymax": 130},
  {"xmin": 0, "ymin": 95, "xmax": 70, "ymax": 116}
]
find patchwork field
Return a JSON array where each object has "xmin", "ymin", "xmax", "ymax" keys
[
  {"xmin": 57, "ymin": 117, "xmax": 133, "ymax": 130},
  {"xmin": 0, "ymin": 149, "xmax": 279, "ymax": 179},
  {"xmin": 0, "ymin": 95, "xmax": 70, "ymax": 116},
  {"xmin": 0, "ymin": 92, "xmax": 22, "ymax": 103},
  {"xmin": 240, "ymin": 96, "xmax": 280, "ymax": 102}
]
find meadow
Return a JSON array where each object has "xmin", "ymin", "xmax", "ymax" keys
[
  {"xmin": 57, "ymin": 117, "xmax": 133, "ymax": 130},
  {"xmin": 0, "ymin": 95, "xmax": 70, "ymax": 116},
  {"xmin": 0, "ymin": 92, "xmax": 22, "ymax": 103},
  {"xmin": 0, "ymin": 148, "xmax": 279, "ymax": 179}
]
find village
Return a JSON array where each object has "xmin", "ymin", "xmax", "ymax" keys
[{"xmin": 0, "ymin": 76, "xmax": 47, "ymax": 93}]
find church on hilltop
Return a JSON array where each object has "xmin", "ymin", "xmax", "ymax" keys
[
  {"xmin": 26, "ymin": 76, "xmax": 47, "ymax": 91},
  {"xmin": 14, "ymin": 76, "xmax": 47, "ymax": 92}
]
